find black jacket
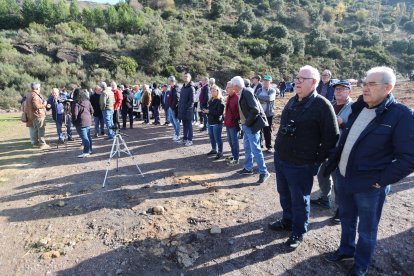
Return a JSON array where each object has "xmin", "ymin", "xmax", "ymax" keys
[
  {"xmin": 207, "ymin": 98, "xmax": 224, "ymax": 125},
  {"xmin": 178, "ymin": 82, "xmax": 194, "ymax": 120},
  {"xmin": 122, "ymin": 89, "xmax": 134, "ymax": 110},
  {"xmin": 170, "ymin": 84, "xmax": 179, "ymax": 115},
  {"xmin": 151, "ymin": 88, "xmax": 162, "ymax": 106},
  {"xmin": 90, "ymin": 93, "xmax": 102, "ymax": 117},
  {"xmin": 239, "ymin": 87, "xmax": 268, "ymax": 133},
  {"xmin": 274, "ymin": 91, "xmax": 339, "ymax": 165}
]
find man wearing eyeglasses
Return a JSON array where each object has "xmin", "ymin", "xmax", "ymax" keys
[
  {"xmin": 312, "ymin": 81, "xmax": 354, "ymax": 222},
  {"xmin": 270, "ymin": 65, "xmax": 339, "ymax": 249},
  {"xmin": 324, "ymin": 66, "xmax": 414, "ymax": 276},
  {"xmin": 317, "ymin": 69, "xmax": 336, "ymax": 102}
]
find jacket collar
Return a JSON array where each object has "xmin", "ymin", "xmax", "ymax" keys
[{"xmin": 352, "ymin": 93, "xmax": 395, "ymax": 116}]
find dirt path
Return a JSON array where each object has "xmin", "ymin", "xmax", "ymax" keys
[{"xmin": 0, "ymin": 84, "xmax": 413, "ymax": 275}]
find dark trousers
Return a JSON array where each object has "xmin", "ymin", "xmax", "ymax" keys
[
  {"xmin": 198, "ymin": 112, "xmax": 203, "ymax": 124},
  {"xmin": 336, "ymin": 171, "xmax": 390, "ymax": 271},
  {"xmin": 152, "ymin": 105, "xmax": 160, "ymax": 123},
  {"xmin": 142, "ymin": 105, "xmax": 149, "ymax": 123},
  {"xmin": 274, "ymin": 153, "xmax": 317, "ymax": 237},
  {"xmin": 122, "ymin": 108, "xmax": 133, "ymax": 128},
  {"xmin": 261, "ymin": 116, "xmax": 273, "ymax": 149},
  {"xmin": 182, "ymin": 119, "xmax": 193, "ymax": 141},
  {"xmin": 113, "ymin": 109, "xmax": 121, "ymax": 129}
]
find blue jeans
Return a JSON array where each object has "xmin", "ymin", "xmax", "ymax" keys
[
  {"xmin": 242, "ymin": 124, "xmax": 267, "ymax": 174},
  {"xmin": 76, "ymin": 126, "xmax": 92, "ymax": 153},
  {"xmin": 336, "ymin": 171, "xmax": 390, "ymax": 271},
  {"xmin": 56, "ymin": 114, "xmax": 65, "ymax": 141},
  {"xmin": 182, "ymin": 119, "xmax": 193, "ymax": 141},
  {"xmin": 94, "ymin": 116, "xmax": 104, "ymax": 135},
  {"xmin": 208, "ymin": 124, "xmax": 223, "ymax": 153},
  {"xmin": 274, "ymin": 153, "xmax": 316, "ymax": 236},
  {"xmin": 168, "ymin": 108, "xmax": 180, "ymax": 136},
  {"xmin": 164, "ymin": 107, "xmax": 170, "ymax": 124},
  {"xmin": 226, "ymin": 127, "xmax": 239, "ymax": 160},
  {"xmin": 103, "ymin": 109, "xmax": 114, "ymax": 138}
]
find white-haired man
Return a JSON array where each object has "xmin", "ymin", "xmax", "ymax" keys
[
  {"xmin": 270, "ymin": 65, "xmax": 339, "ymax": 249},
  {"xmin": 232, "ymin": 76, "xmax": 270, "ymax": 184},
  {"xmin": 325, "ymin": 66, "xmax": 414, "ymax": 276},
  {"xmin": 29, "ymin": 83, "xmax": 50, "ymax": 149}
]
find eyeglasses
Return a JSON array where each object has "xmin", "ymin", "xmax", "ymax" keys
[
  {"xmin": 294, "ymin": 77, "xmax": 314, "ymax": 83},
  {"xmin": 361, "ymin": 82, "xmax": 388, "ymax": 88},
  {"xmin": 321, "ymin": 74, "xmax": 330, "ymax": 77},
  {"xmin": 334, "ymin": 87, "xmax": 350, "ymax": 92}
]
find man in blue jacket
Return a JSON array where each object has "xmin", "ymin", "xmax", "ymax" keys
[
  {"xmin": 325, "ymin": 66, "xmax": 414, "ymax": 276},
  {"xmin": 316, "ymin": 69, "xmax": 335, "ymax": 102}
]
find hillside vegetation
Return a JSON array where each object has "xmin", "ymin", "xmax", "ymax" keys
[{"xmin": 0, "ymin": 0, "xmax": 414, "ymax": 109}]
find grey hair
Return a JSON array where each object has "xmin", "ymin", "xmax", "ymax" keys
[
  {"xmin": 209, "ymin": 78, "xmax": 216, "ymax": 86},
  {"xmin": 31, "ymin": 83, "xmax": 40, "ymax": 90},
  {"xmin": 100, "ymin": 82, "xmax": 107, "ymax": 89},
  {"xmin": 243, "ymin": 78, "xmax": 251, "ymax": 88},
  {"xmin": 202, "ymin": 76, "xmax": 209, "ymax": 82},
  {"xmin": 168, "ymin": 76, "xmax": 176, "ymax": 82},
  {"xmin": 299, "ymin": 65, "xmax": 320, "ymax": 86},
  {"xmin": 231, "ymin": 76, "xmax": 245, "ymax": 89},
  {"xmin": 322, "ymin": 69, "xmax": 332, "ymax": 77},
  {"xmin": 366, "ymin": 66, "xmax": 396, "ymax": 89}
]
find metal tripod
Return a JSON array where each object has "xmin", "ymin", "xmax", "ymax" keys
[{"xmin": 102, "ymin": 130, "xmax": 144, "ymax": 187}]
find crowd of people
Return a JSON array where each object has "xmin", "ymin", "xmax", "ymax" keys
[{"xmin": 20, "ymin": 65, "xmax": 414, "ymax": 276}]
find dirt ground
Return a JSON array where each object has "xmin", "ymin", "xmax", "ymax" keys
[{"xmin": 0, "ymin": 82, "xmax": 413, "ymax": 276}]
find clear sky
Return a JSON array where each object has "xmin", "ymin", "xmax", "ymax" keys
[{"xmin": 80, "ymin": 0, "xmax": 119, "ymax": 5}]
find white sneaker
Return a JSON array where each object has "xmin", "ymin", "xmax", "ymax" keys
[
  {"xmin": 77, "ymin": 153, "xmax": 90, "ymax": 158},
  {"xmin": 173, "ymin": 135, "xmax": 180, "ymax": 141},
  {"xmin": 168, "ymin": 123, "xmax": 173, "ymax": 126},
  {"xmin": 185, "ymin": 140, "xmax": 193, "ymax": 146}
]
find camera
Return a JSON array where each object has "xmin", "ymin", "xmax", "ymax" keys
[
  {"xmin": 57, "ymin": 98, "xmax": 73, "ymax": 104},
  {"xmin": 281, "ymin": 120, "xmax": 296, "ymax": 136}
]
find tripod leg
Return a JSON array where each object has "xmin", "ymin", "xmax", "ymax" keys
[
  {"xmin": 119, "ymin": 136, "xmax": 144, "ymax": 177},
  {"xmin": 102, "ymin": 135, "xmax": 118, "ymax": 187}
]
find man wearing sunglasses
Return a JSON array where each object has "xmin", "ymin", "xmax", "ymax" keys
[
  {"xmin": 270, "ymin": 65, "xmax": 339, "ymax": 249},
  {"xmin": 324, "ymin": 66, "xmax": 414, "ymax": 276}
]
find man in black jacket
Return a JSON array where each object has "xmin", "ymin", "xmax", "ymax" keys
[
  {"xmin": 270, "ymin": 65, "xmax": 339, "ymax": 249},
  {"xmin": 178, "ymin": 73, "xmax": 195, "ymax": 146},
  {"xmin": 151, "ymin": 83, "xmax": 162, "ymax": 125},
  {"xmin": 90, "ymin": 85, "xmax": 105, "ymax": 137},
  {"xmin": 168, "ymin": 76, "xmax": 180, "ymax": 141},
  {"xmin": 199, "ymin": 77, "xmax": 209, "ymax": 131},
  {"xmin": 231, "ymin": 76, "xmax": 270, "ymax": 184},
  {"xmin": 121, "ymin": 87, "xmax": 134, "ymax": 129}
]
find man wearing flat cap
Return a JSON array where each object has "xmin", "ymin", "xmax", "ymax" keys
[
  {"xmin": 312, "ymin": 80, "xmax": 354, "ymax": 223},
  {"xmin": 255, "ymin": 75, "xmax": 277, "ymax": 153}
]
